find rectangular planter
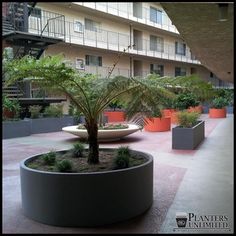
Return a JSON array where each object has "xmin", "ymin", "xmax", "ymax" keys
[
  {"xmin": 172, "ymin": 120, "xmax": 205, "ymax": 150},
  {"xmin": 2, "ymin": 120, "xmax": 31, "ymax": 139},
  {"xmin": 28, "ymin": 116, "xmax": 76, "ymax": 134}
]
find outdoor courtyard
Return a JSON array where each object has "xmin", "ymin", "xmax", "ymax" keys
[{"xmin": 3, "ymin": 114, "xmax": 234, "ymax": 234}]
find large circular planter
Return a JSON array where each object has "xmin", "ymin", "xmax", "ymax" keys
[
  {"xmin": 103, "ymin": 111, "xmax": 126, "ymax": 122},
  {"xmin": 209, "ymin": 108, "xmax": 226, "ymax": 118},
  {"xmin": 144, "ymin": 117, "xmax": 171, "ymax": 132},
  {"xmin": 62, "ymin": 124, "xmax": 140, "ymax": 141},
  {"xmin": 20, "ymin": 149, "xmax": 153, "ymax": 227}
]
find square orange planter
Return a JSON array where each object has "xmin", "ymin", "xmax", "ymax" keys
[
  {"xmin": 209, "ymin": 108, "xmax": 226, "ymax": 118},
  {"xmin": 144, "ymin": 117, "xmax": 171, "ymax": 132}
]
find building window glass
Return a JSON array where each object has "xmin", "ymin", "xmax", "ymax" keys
[
  {"xmin": 85, "ymin": 55, "xmax": 102, "ymax": 66},
  {"xmin": 74, "ymin": 20, "xmax": 83, "ymax": 33},
  {"xmin": 75, "ymin": 58, "xmax": 84, "ymax": 70},
  {"xmin": 175, "ymin": 67, "xmax": 186, "ymax": 76},
  {"xmin": 175, "ymin": 42, "xmax": 186, "ymax": 55},
  {"xmin": 133, "ymin": 2, "xmax": 142, "ymax": 19},
  {"xmin": 150, "ymin": 7, "xmax": 162, "ymax": 24},
  {"xmin": 85, "ymin": 18, "xmax": 101, "ymax": 32},
  {"xmin": 31, "ymin": 8, "xmax": 41, "ymax": 18},
  {"xmin": 150, "ymin": 64, "xmax": 164, "ymax": 76},
  {"xmin": 150, "ymin": 35, "xmax": 164, "ymax": 52}
]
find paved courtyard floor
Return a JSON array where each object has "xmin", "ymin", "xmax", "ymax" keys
[{"xmin": 2, "ymin": 114, "xmax": 234, "ymax": 234}]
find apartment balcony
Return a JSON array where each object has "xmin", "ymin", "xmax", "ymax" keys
[
  {"xmin": 62, "ymin": 21, "xmax": 200, "ymax": 65},
  {"xmin": 27, "ymin": 8, "xmax": 65, "ymax": 40},
  {"xmin": 73, "ymin": 2, "xmax": 179, "ymax": 34}
]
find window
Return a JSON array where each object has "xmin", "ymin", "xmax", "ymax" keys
[
  {"xmin": 175, "ymin": 42, "xmax": 186, "ymax": 56},
  {"xmin": 150, "ymin": 7, "xmax": 162, "ymax": 24},
  {"xmin": 150, "ymin": 35, "xmax": 164, "ymax": 52},
  {"xmin": 175, "ymin": 67, "xmax": 186, "ymax": 76},
  {"xmin": 150, "ymin": 64, "xmax": 164, "ymax": 76},
  {"xmin": 133, "ymin": 2, "xmax": 142, "ymax": 19},
  {"xmin": 210, "ymin": 72, "xmax": 214, "ymax": 78},
  {"xmin": 31, "ymin": 8, "xmax": 41, "ymax": 18},
  {"xmin": 85, "ymin": 55, "xmax": 102, "ymax": 66},
  {"xmin": 85, "ymin": 18, "xmax": 101, "ymax": 32},
  {"xmin": 190, "ymin": 67, "xmax": 197, "ymax": 74},
  {"xmin": 75, "ymin": 58, "xmax": 84, "ymax": 70},
  {"xmin": 74, "ymin": 20, "xmax": 83, "ymax": 33}
]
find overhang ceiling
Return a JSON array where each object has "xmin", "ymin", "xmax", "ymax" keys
[{"xmin": 161, "ymin": 2, "xmax": 234, "ymax": 83}]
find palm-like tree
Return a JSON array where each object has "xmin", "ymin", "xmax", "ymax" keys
[
  {"xmin": 4, "ymin": 55, "xmax": 213, "ymax": 164},
  {"xmin": 5, "ymin": 55, "xmax": 176, "ymax": 164}
]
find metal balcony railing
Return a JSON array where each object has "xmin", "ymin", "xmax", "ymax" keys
[
  {"xmin": 28, "ymin": 8, "xmax": 65, "ymax": 40},
  {"xmin": 69, "ymin": 63, "xmax": 131, "ymax": 78},
  {"xmin": 207, "ymin": 77, "xmax": 234, "ymax": 88},
  {"xmin": 63, "ymin": 20, "xmax": 200, "ymax": 64},
  {"xmin": 74, "ymin": 2, "xmax": 179, "ymax": 34}
]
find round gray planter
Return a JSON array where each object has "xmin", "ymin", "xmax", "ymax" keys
[{"xmin": 20, "ymin": 149, "xmax": 153, "ymax": 227}]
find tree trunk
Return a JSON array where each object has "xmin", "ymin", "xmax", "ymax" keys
[{"xmin": 86, "ymin": 120, "xmax": 99, "ymax": 164}]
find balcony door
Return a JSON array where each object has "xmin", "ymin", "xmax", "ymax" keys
[{"xmin": 133, "ymin": 29, "xmax": 143, "ymax": 51}]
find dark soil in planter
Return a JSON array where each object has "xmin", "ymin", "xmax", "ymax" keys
[{"xmin": 26, "ymin": 150, "xmax": 147, "ymax": 173}]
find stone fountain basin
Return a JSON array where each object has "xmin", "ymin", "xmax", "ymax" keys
[{"xmin": 62, "ymin": 124, "xmax": 141, "ymax": 141}]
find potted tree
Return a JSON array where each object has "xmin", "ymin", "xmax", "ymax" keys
[
  {"xmin": 6, "ymin": 55, "xmax": 175, "ymax": 227},
  {"xmin": 161, "ymin": 96, "xmax": 177, "ymax": 118},
  {"xmin": 144, "ymin": 110, "xmax": 171, "ymax": 132},
  {"xmin": 2, "ymin": 95, "xmax": 20, "ymax": 119},
  {"xmin": 172, "ymin": 110, "xmax": 205, "ymax": 150},
  {"xmin": 209, "ymin": 97, "xmax": 229, "ymax": 118}
]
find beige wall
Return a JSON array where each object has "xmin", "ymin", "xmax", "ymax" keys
[
  {"xmin": 37, "ymin": 3, "xmax": 130, "ymax": 35},
  {"xmin": 45, "ymin": 43, "xmax": 130, "ymax": 70},
  {"xmin": 45, "ymin": 43, "xmax": 210, "ymax": 81}
]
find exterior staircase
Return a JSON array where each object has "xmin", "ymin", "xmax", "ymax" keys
[{"xmin": 2, "ymin": 2, "xmax": 65, "ymax": 99}]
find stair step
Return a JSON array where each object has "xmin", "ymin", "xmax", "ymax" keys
[{"xmin": 3, "ymin": 93, "xmax": 24, "ymax": 98}]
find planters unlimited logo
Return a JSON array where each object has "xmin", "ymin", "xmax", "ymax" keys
[{"xmin": 175, "ymin": 212, "xmax": 231, "ymax": 232}]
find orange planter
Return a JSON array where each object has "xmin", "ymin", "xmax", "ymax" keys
[
  {"xmin": 162, "ymin": 109, "xmax": 176, "ymax": 118},
  {"xmin": 144, "ymin": 117, "xmax": 171, "ymax": 132},
  {"xmin": 209, "ymin": 108, "xmax": 226, "ymax": 118},
  {"xmin": 170, "ymin": 111, "xmax": 179, "ymax": 124},
  {"xmin": 3, "ymin": 108, "xmax": 15, "ymax": 118},
  {"xmin": 103, "ymin": 111, "xmax": 126, "ymax": 122},
  {"xmin": 187, "ymin": 105, "xmax": 203, "ymax": 113}
]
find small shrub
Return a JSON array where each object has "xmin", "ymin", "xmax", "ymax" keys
[
  {"xmin": 73, "ymin": 142, "xmax": 85, "ymax": 157},
  {"xmin": 114, "ymin": 146, "xmax": 131, "ymax": 169},
  {"xmin": 3, "ymin": 95, "xmax": 21, "ymax": 119},
  {"xmin": 211, "ymin": 97, "xmax": 229, "ymax": 109},
  {"xmin": 43, "ymin": 104, "xmax": 63, "ymax": 117},
  {"xmin": 174, "ymin": 93, "xmax": 200, "ymax": 110},
  {"xmin": 57, "ymin": 159, "xmax": 73, "ymax": 172},
  {"xmin": 29, "ymin": 105, "xmax": 42, "ymax": 119},
  {"xmin": 177, "ymin": 111, "xmax": 200, "ymax": 128},
  {"xmin": 116, "ymin": 146, "xmax": 131, "ymax": 156},
  {"xmin": 42, "ymin": 151, "xmax": 56, "ymax": 165}
]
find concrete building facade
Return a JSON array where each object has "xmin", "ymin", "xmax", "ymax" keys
[{"xmin": 32, "ymin": 2, "xmax": 231, "ymax": 87}]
